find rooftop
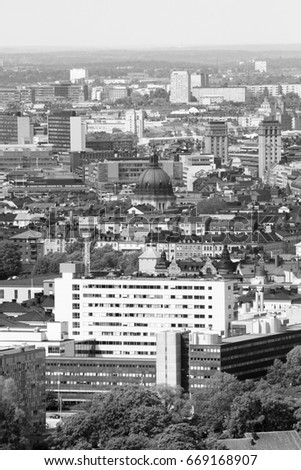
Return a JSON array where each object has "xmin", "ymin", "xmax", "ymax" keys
[{"xmin": 221, "ymin": 431, "xmax": 301, "ymax": 450}]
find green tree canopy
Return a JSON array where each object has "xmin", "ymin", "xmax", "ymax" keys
[
  {"xmin": 0, "ymin": 242, "xmax": 22, "ymax": 279},
  {"xmin": 0, "ymin": 377, "xmax": 30, "ymax": 449},
  {"xmin": 49, "ymin": 385, "xmax": 203, "ymax": 450}
]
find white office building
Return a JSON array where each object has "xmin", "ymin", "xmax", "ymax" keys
[{"xmin": 54, "ymin": 263, "xmax": 236, "ymax": 358}]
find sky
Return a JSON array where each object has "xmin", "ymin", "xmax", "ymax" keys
[{"xmin": 1, "ymin": 0, "xmax": 301, "ymax": 50}]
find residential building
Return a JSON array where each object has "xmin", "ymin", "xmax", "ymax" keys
[
  {"xmin": 247, "ymin": 85, "xmax": 281, "ymax": 97},
  {"xmin": 258, "ymin": 119, "xmax": 282, "ymax": 182},
  {"xmin": 125, "ymin": 109, "xmax": 144, "ymax": 138},
  {"xmin": 170, "ymin": 71, "xmax": 191, "ymax": 104},
  {"xmin": 10, "ymin": 229, "xmax": 43, "ymax": 264}
]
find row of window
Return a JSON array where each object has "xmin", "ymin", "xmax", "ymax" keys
[{"xmin": 74, "ymin": 284, "xmax": 218, "ymax": 291}]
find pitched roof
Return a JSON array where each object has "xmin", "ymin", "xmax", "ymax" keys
[
  {"xmin": 0, "ymin": 302, "xmax": 28, "ymax": 314},
  {"xmin": 17, "ymin": 310, "xmax": 51, "ymax": 322},
  {"xmin": 0, "ymin": 313, "xmax": 32, "ymax": 329},
  {"xmin": 221, "ymin": 431, "xmax": 301, "ymax": 450},
  {"xmin": 10, "ymin": 229, "xmax": 43, "ymax": 240}
]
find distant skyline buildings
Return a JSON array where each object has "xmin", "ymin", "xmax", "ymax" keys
[{"xmin": 170, "ymin": 71, "xmax": 191, "ymax": 104}]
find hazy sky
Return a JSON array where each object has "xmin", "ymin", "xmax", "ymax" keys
[{"xmin": 2, "ymin": 0, "xmax": 301, "ymax": 49}]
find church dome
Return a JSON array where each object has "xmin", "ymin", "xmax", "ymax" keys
[
  {"xmin": 135, "ymin": 152, "xmax": 174, "ymax": 197},
  {"xmin": 218, "ymin": 245, "xmax": 236, "ymax": 274}
]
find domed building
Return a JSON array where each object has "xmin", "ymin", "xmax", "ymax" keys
[
  {"xmin": 133, "ymin": 150, "xmax": 176, "ymax": 211},
  {"xmin": 217, "ymin": 245, "xmax": 237, "ymax": 276}
]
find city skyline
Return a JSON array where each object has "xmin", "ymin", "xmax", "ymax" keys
[{"xmin": 2, "ymin": 0, "xmax": 301, "ymax": 50}]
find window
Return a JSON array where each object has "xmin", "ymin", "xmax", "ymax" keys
[
  {"xmin": 72, "ymin": 284, "xmax": 80, "ymax": 291},
  {"xmin": 72, "ymin": 303, "xmax": 80, "ymax": 309},
  {"xmin": 72, "ymin": 294, "xmax": 80, "ymax": 300},
  {"xmin": 0, "ymin": 290, "xmax": 4, "ymax": 299},
  {"xmin": 72, "ymin": 322, "xmax": 80, "ymax": 328},
  {"xmin": 72, "ymin": 312, "xmax": 80, "ymax": 319},
  {"xmin": 14, "ymin": 290, "xmax": 18, "ymax": 300}
]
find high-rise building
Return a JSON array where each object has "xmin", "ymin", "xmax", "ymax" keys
[
  {"xmin": 258, "ymin": 119, "xmax": 282, "ymax": 182},
  {"xmin": 125, "ymin": 109, "xmax": 144, "ymax": 138},
  {"xmin": 70, "ymin": 116, "xmax": 86, "ymax": 152},
  {"xmin": 204, "ymin": 121, "xmax": 228, "ymax": 165},
  {"xmin": 170, "ymin": 71, "xmax": 191, "ymax": 104},
  {"xmin": 0, "ymin": 114, "xmax": 32, "ymax": 144},
  {"xmin": 48, "ymin": 111, "xmax": 85, "ymax": 152},
  {"xmin": 70, "ymin": 68, "xmax": 88, "ymax": 84}
]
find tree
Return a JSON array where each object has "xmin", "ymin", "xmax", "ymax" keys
[
  {"xmin": 48, "ymin": 385, "xmax": 202, "ymax": 450},
  {"xmin": 33, "ymin": 252, "xmax": 67, "ymax": 275},
  {"xmin": 90, "ymin": 247, "xmax": 122, "ymax": 271},
  {"xmin": 0, "ymin": 242, "xmax": 21, "ymax": 279},
  {"xmin": 266, "ymin": 359, "xmax": 287, "ymax": 387},
  {"xmin": 192, "ymin": 372, "xmax": 243, "ymax": 434},
  {"xmin": 285, "ymin": 346, "xmax": 301, "ymax": 386},
  {"xmin": 227, "ymin": 391, "xmax": 298, "ymax": 438},
  {"xmin": 153, "ymin": 423, "xmax": 205, "ymax": 450},
  {"xmin": 0, "ymin": 377, "xmax": 30, "ymax": 449}
]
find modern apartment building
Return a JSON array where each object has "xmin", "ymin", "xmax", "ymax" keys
[
  {"xmin": 170, "ymin": 71, "xmax": 191, "ymax": 104},
  {"xmin": 125, "ymin": 109, "xmax": 144, "ymax": 138},
  {"xmin": 54, "ymin": 263, "xmax": 236, "ymax": 358}
]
